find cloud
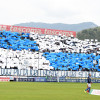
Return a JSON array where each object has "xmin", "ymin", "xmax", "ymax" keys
[{"xmin": 0, "ymin": 0, "xmax": 100, "ymax": 25}]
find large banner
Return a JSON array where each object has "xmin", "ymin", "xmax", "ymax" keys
[
  {"xmin": 0, "ymin": 24, "xmax": 76, "ymax": 37},
  {"xmin": 0, "ymin": 69, "xmax": 100, "ymax": 78}
]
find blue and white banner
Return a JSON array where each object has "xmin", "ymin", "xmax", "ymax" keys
[{"xmin": 0, "ymin": 69, "xmax": 100, "ymax": 78}]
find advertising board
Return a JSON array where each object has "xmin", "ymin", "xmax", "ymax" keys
[
  {"xmin": 0, "ymin": 24, "xmax": 76, "ymax": 37},
  {"xmin": 0, "ymin": 77, "xmax": 10, "ymax": 82}
]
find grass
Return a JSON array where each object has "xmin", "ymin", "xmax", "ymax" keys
[{"xmin": 0, "ymin": 82, "xmax": 100, "ymax": 100}]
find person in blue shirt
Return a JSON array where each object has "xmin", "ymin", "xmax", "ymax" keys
[{"xmin": 84, "ymin": 73, "xmax": 92, "ymax": 93}]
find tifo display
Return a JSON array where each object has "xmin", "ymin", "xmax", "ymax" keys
[{"xmin": 0, "ymin": 30, "xmax": 100, "ymax": 71}]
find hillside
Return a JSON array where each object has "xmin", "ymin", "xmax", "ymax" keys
[
  {"xmin": 14, "ymin": 22, "xmax": 98, "ymax": 32},
  {"xmin": 77, "ymin": 27, "xmax": 100, "ymax": 41}
]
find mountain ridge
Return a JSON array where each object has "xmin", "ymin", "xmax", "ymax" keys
[{"xmin": 15, "ymin": 22, "xmax": 98, "ymax": 32}]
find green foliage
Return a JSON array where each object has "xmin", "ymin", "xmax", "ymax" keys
[{"xmin": 77, "ymin": 27, "xmax": 100, "ymax": 41}]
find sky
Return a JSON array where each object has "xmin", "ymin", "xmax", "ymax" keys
[{"xmin": 0, "ymin": 0, "xmax": 100, "ymax": 26}]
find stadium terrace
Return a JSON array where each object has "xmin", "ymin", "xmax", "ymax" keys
[{"xmin": 0, "ymin": 25, "xmax": 100, "ymax": 83}]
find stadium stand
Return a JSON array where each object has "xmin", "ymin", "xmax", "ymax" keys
[{"xmin": 0, "ymin": 30, "xmax": 100, "ymax": 71}]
